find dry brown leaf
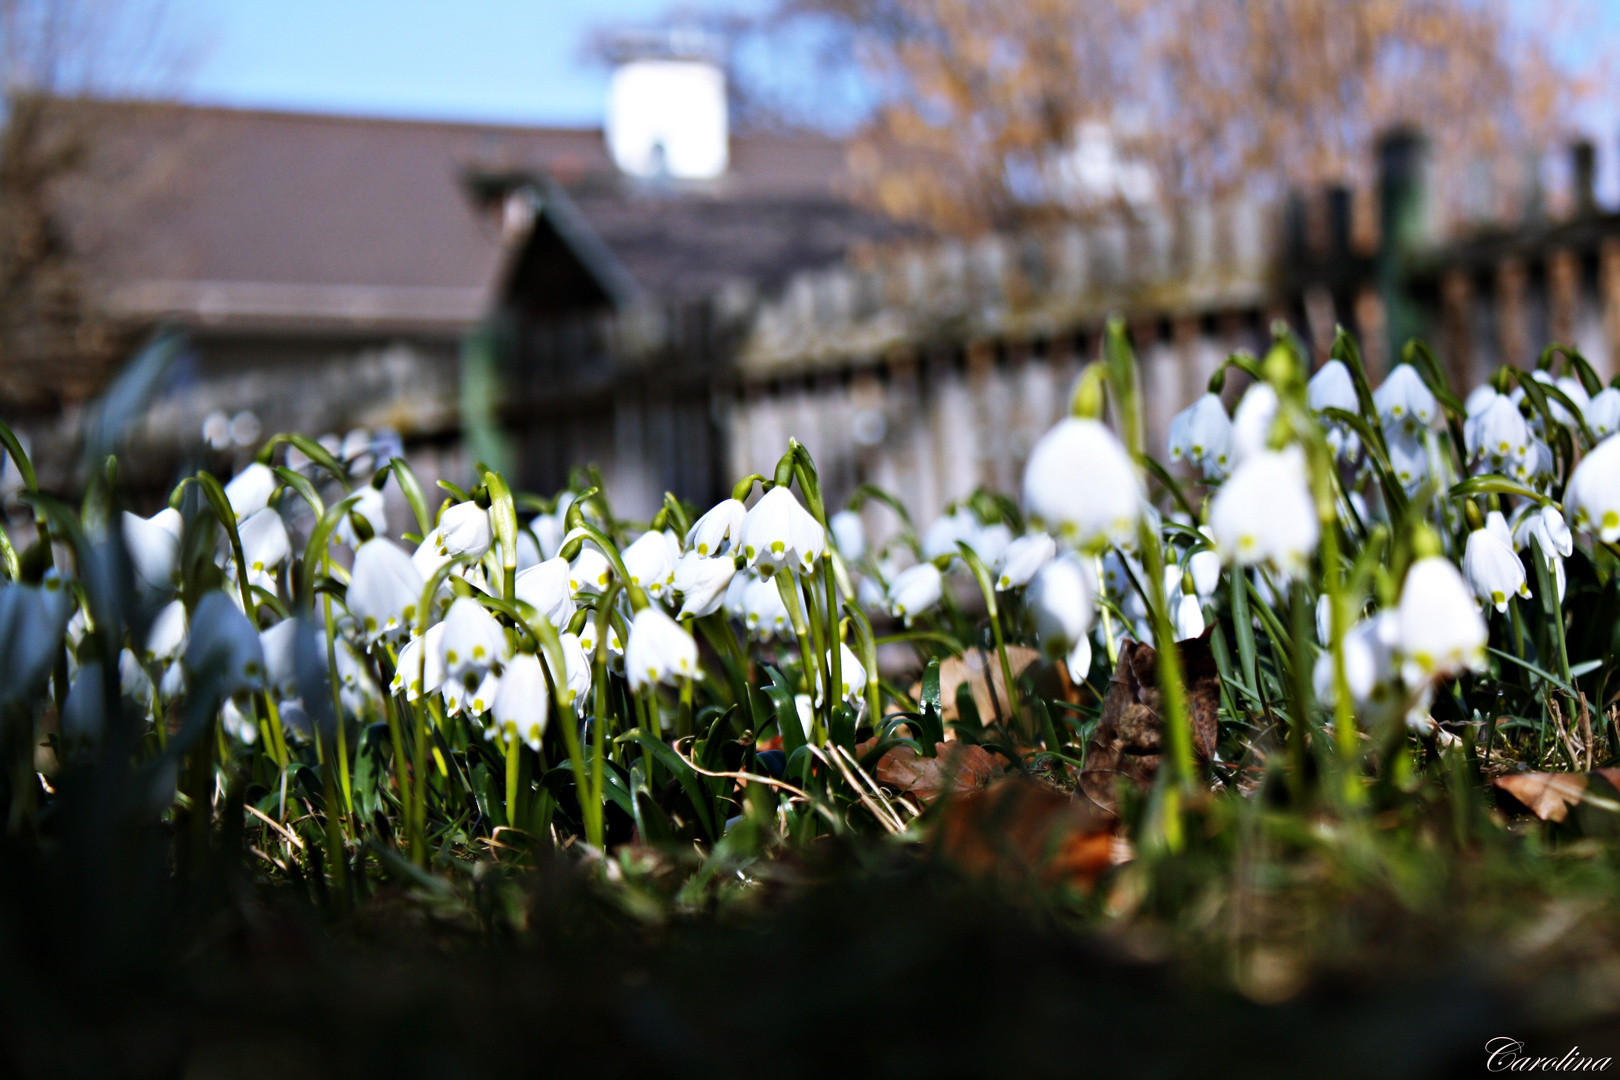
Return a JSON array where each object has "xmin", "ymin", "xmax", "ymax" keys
[
  {"xmin": 1489, "ymin": 770, "xmax": 1620, "ymax": 823},
  {"xmin": 907, "ymin": 646, "xmax": 1041, "ymax": 727},
  {"xmin": 935, "ymin": 777, "xmax": 1118, "ymax": 892},
  {"xmin": 873, "ymin": 741, "xmax": 1005, "ymax": 804}
]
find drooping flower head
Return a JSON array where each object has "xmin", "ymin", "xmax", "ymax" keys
[{"xmin": 1022, "ymin": 418, "xmax": 1142, "ymax": 552}]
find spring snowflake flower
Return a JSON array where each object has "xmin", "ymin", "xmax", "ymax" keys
[
  {"xmin": 491, "ymin": 653, "xmax": 550, "ymax": 750},
  {"xmin": 673, "ymin": 551, "xmax": 736, "ymax": 619},
  {"xmin": 223, "ymin": 463, "xmax": 276, "ymax": 519},
  {"xmin": 1187, "ymin": 548, "xmax": 1221, "ymax": 598},
  {"xmin": 1464, "ymin": 394, "xmax": 1530, "ymax": 473},
  {"xmin": 887, "ymin": 563, "xmax": 944, "ymax": 625},
  {"xmin": 1373, "ymin": 364, "xmax": 1436, "ymax": 435},
  {"xmin": 568, "ymin": 545, "xmax": 613, "ymax": 595},
  {"xmin": 184, "ymin": 591, "xmax": 265, "ymax": 694},
  {"xmin": 622, "ymin": 529, "xmax": 677, "ymax": 600},
  {"xmin": 1463, "ymin": 512, "xmax": 1528, "ymax": 613},
  {"xmin": 686, "ymin": 498, "xmax": 746, "ymax": 557},
  {"xmin": 741, "ymin": 575, "xmax": 789, "ymax": 639},
  {"xmin": 239, "ymin": 508, "xmax": 290, "ymax": 582},
  {"xmin": 1028, "ymin": 554, "xmax": 1093, "ymax": 660},
  {"xmin": 392, "ymin": 623, "xmax": 446, "ymax": 701},
  {"xmin": 1567, "ymin": 434, "xmax": 1620, "ymax": 542},
  {"xmin": 1022, "ymin": 418, "xmax": 1142, "ymax": 551},
  {"xmin": 1586, "ymin": 387, "xmax": 1620, "ymax": 440},
  {"xmin": 514, "ymin": 556, "xmax": 576, "ymax": 628},
  {"xmin": 1396, "ymin": 557, "xmax": 1487, "ymax": 684},
  {"xmin": 739, "ymin": 486, "xmax": 825, "ymax": 577},
  {"xmin": 1313, "ymin": 612, "xmax": 1399, "ymax": 705},
  {"xmin": 995, "ymin": 532, "xmax": 1056, "ymax": 590},
  {"xmin": 829, "ymin": 509, "xmax": 866, "ymax": 560},
  {"xmin": 1168, "ymin": 392, "xmax": 1232, "ymax": 478},
  {"xmin": 1385, "ymin": 429, "xmax": 1430, "ymax": 492},
  {"xmin": 347, "ymin": 538, "xmax": 424, "ymax": 642},
  {"xmin": 122, "ymin": 508, "xmax": 181, "ymax": 593},
  {"xmin": 626, "ymin": 606, "xmax": 699, "ymax": 690},
  {"xmin": 1209, "ymin": 446, "xmax": 1319, "ymax": 576},
  {"xmin": 1307, "ymin": 360, "xmax": 1358, "ymax": 414},
  {"xmin": 437, "ymin": 502, "xmax": 493, "ymax": 559},
  {"xmin": 439, "ymin": 596, "xmax": 509, "ymax": 681}
]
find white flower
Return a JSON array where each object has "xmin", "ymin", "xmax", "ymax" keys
[
  {"xmin": 1397, "ymin": 557, "xmax": 1487, "ymax": 684},
  {"xmin": 336, "ymin": 486, "xmax": 388, "ymax": 548},
  {"xmin": 439, "ymin": 596, "xmax": 509, "ymax": 680},
  {"xmin": 995, "ymin": 532, "xmax": 1055, "ymax": 590},
  {"xmin": 829, "ymin": 509, "xmax": 866, "ymax": 560},
  {"xmin": 687, "ymin": 499, "xmax": 746, "ymax": 557},
  {"xmin": 967, "ymin": 522, "xmax": 1013, "ymax": 567},
  {"xmin": 1312, "ymin": 613, "xmax": 1398, "ymax": 705},
  {"xmin": 1167, "ymin": 393, "xmax": 1232, "ymax": 478},
  {"xmin": 739, "ymin": 486, "xmax": 826, "ymax": 576},
  {"xmin": 348, "ymin": 539, "xmax": 424, "ymax": 641},
  {"xmin": 816, "ymin": 642, "xmax": 866, "ymax": 708},
  {"xmin": 887, "ymin": 563, "xmax": 943, "ymax": 625},
  {"xmin": 1065, "ymin": 635, "xmax": 1092, "ymax": 680},
  {"xmin": 185, "ymin": 591, "xmax": 266, "ymax": 693},
  {"xmin": 625, "ymin": 606, "xmax": 699, "ymax": 690},
  {"xmin": 1464, "ymin": 394, "xmax": 1530, "ymax": 473},
  {"xmin": 1587, "ymin": 387, "xmax": 1620, "ymax": 439},
  {"xmin": 1315, "ymin": 593, "xmax": 1332, "ymax": 646},
  {"xmin": 1187, "ymin": 548, "xmax": 1221, "ymax": 598},
  {"xmin": 224, "ymin": 463, "xmax": 276, "ymax": 519},
  {"xmin": 921, "ymin": 508, "xmax": 976, "ymax": 561},
  {"xmin": 1385, "ymin": 429, "xmax": 1430, "ymax": 492},
  {"xmin": 1463, "ymin": 513, "xmax": 1528, "ymax": 613},
  {"xmin": 673, "ymin": 551, "xmax": 736, "ymax": 619},
  {"xmin": 1173, "ymin": 592, "xmax": 1205, "ymax": 641},
  {"xmin": 391, "ymin": 623, "xmax": 446, "ymax": 700},
  {"xmin": 531, "ymin": 509, "xmax": 566, "ymax": 559},
  {"xmin": 575, "ymin": 619, "xmax": 622, "ymax": 664},
  {"xmin": 1465, "ymin": 384, "xmax": 1500, "ymax": 417},
  {"xmin": 514, "ymin": 556, "xmax": 576, "ymax": 627},
  {"xmin": 60, "ymin": 662, "xmax": 105, "ymax": 754},
  {"xmin": 1230, "ymin": 383, "xmax": 1279, "ymax": 465},
  {"xmin": 221, "ymin": 698, "xmax": 258, "ymax": 745},
  {"xmin": 515, "ymin": 530, "xmax": 542, "ymax": 571},
  {"xmin": 1307, "ymin": 360, "xmax": 1359, "ymax": 414},
  {"xmin": 437, "ymin": 502, "xmax": 493, "ymax": 559},
  {"xmin": 120, "ymin": 648, "xmax": 153, "ymax": 703},
  {"xmin": 491, "ymin": 652, "xmax": 550, "ymax": 750},
  {"xmin": 724, "ymin": 569, "xmax": 752, "ymax": 619},
  {"xmin": 1567, "ymin": 433, "xmax": 1620, "ymax": 542},
  {"xmin": 1549, "ymin": 375, "xmax": 1590, "ymax": 428},
  {"xmin": 1022, "ymin": 418, "xmax": 1142, "ymax": 550},
  {"xmin": 1513, "ymin": 504, "xmax": 1573, "ymax": 560},
  {"xmin": 1028, "ymin": 553, "xmax": 1093, "ymax": 660},
  {"xmin": 411, "ymin": 530, "xmax": 451, "ymax": 582},
  {"xmin": 742, "ymin": 575, "xmax": 790, "ymax": 639},
  {"xmin": 1373, "ymin": 364, "xmax": 1436, "ymax": 435},
  {"xmin": 568, "ymin": 546, "xmax": 612, "ymax": 595},
  {"xmin": 238, "ymin": 508, "xmax": 290, "ymax": 580},
  {"xmin": 146, "ymin": 599, "xmax": 188, "ymax": 661},
  {"xmin": 260, "ymin": 617, "xmax": 300, "ymax": 698},
  {"xmin": 622, "ymin": 529, "xmax": 677, "ymax": 600},
  {"xmin": 557, "ymin": 631, "xmax": 593, "ymax": 707},
  {"xmin": 460, "ymin": 668, "xmax": 501, "ymax": 717},
  {"xmin": 1209, "ymin": 446, "xmax": 1319, "ymax": 575},
  {"xmin": 122, "ymin": 508, "xmax": 181, "ymax": 593}
]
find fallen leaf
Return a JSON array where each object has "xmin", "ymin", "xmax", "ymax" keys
[
  {"xmin": 935, "ymin": 777, "xmax": 1119, "ymax": 892},
  {"xmin": 874, "ymin": 741, "xmax": 1005, "ymax": 804},
  {"xmin": 908, "ymin": 646, "xmax": 1042, "ymax": 726},
  {"xmin": 1078, "ymin": 632, "xmax": 1220, "ymax": 817},
  {"xmin": 1491, "ymin": 771, "xmax": 1620, "ymax": 823}
]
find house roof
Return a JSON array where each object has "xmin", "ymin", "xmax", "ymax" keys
[{"xmin": 68, "ymin": 100, "xmax": 902, "ymax": 335}]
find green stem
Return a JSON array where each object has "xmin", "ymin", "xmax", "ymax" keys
[
  {"xmin": 823, "ymin": 559, "xmax": 842, "ymax": 718},
  {"xmin": 410, "ymin": 697, "xmax": 429, "ymax": 864},
  {"xmin": 1137, "ymin": 522, "xmax": 1194, "ymax": 799},
  {"xmin": 957, "ymin": 543, "xmax": 1021, "ymax": 732},
  {"xmin": 776, "ymin": 573, "xmax": 822, "ymax": 743},
  {"xmin": 504, "ymin": 733, "xmax": 521, "ymax": 830}
]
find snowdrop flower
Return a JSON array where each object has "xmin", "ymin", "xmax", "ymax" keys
[
  {"xmin": 739, "ymin": 486, "xmax": 825, "ymax": 576},
  {"xmin": 1022, "ymin": 418, "xmax": 1142, "ymax": 551},
  {"xmin": 1373, "ymin": 364, "xmax": 1436, "ymax": 435},
  {"xmin": 625, "ymin": 606, "xmax": 699, "ymax": 690},
  {"xmin": 1587, "ymin": 387, "xmax": 1620, "ymax": 440},
  {"xmin": 1209, "ymin": 446, "xmax": 1319, "ymax": 576},
  {"xmin": 439, "ymin": 596, "xmax": 508, "ymax": 680},
  {"xmin": 1028, "ymin": 554, "xmax": 1094, "ymax": 660},
  {"xmin": 1464, "ymin": 395, "xmax": 1530, "ymax": 473},
  {"xmin": 348, "ymin": 539, "xmax": 424, "ymax": 642},
  {"xmin": 335, "ymin": 486, "xmax": 388, "ymax": 548},
  {"xmin": 238, "ymin": 508, "xmax": 290, "ymax": 587},
  {"xmin": 1187, "ymin": 548, "xmax": 1221, "ymax": 599},
  {"xmin": 1173, "ymin": 591, "xmax": 1205, "ymax": 641},
  {"xmin": 185, "ymin": 591, "xmax": 266, "ymax": 693},
  {"xmin": 995, "ymin": 532, "xmax": 1055, "ymax": 590},
  {"xmin": 122, "ymin": 508, "xmax": 181, "ymax": 593},
  {"xmin": 1230, "ymin": 383, "xmax": 1279, "ymax": 465},
  {"xmin": 557, "ymin": 632, "xmax": 593, "ymax": 707},
  {"xmin": 1385, "ymin": 429, "xmax": 1430, "ymax": 492},
  {"xmin": 887, "ymin": 563, "xmax": 943, "ymax": 625},
  {"xmin": 673, "ymin": 551, "xmax": 736, "ymax": 619},
  {"xmin": 1312, "ymin": 612, "xmax": 1399, "ymax": 705},
  {"xmin": 829, "ymin": 509, "xmax": 866, "ymax": 560},
  {"xmin": 622, "ymin": 530, "xmax": 677, "ymax": 600},
  {"xmin": 514, "ymin": 557, "xmax": 576, "ymax": 627},
  {"xmin": 1567, "ymin": 433, "xmax": 1620, "ymax": 542},
  {"xmin": 1307, "ymin": 360, "xmax": 1358, "ymax": 414},
  {"xmin": 224, "ymin": 463, "xmax": 276, "ymax": 519},
  {"xmin": 146, "ymin": 599, "xmax": 188, "ymax": 662},
  {"xmin": 568, "ymin": 546, "xmax": 612, "ymax": 595},
  {"xmin": 391, "ymin": 623, "xmax": 446, "ymax": 700},
  {"xmin": 1167, "ymin": 393, "xmax": 1232, "ymax": 478},
  {"xmin": 437, "ymin": 502, "xmax": 493, "ymax": 559},
  {"xmin": 687, "ymin": 498, "xmax": 746, "ymax": 557},
  {"xmin": 1397, "ymin": 557, "xmax": 1487, "ymax": 684},
  {"xmin": 491, "ymin": 653, "xmax": 550, "ymax": 750},
  {"xmin": 1463, "ymin": 512, "xmax": 1528, "ymax": 613},
  {"xmin": 742, "ymin": 575, "xmax": 790, "ymax": 639}
]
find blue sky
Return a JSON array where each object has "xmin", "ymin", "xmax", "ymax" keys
[{"xmin": 175, "ymin": 0, "xmax": 771, "ymax": 127}]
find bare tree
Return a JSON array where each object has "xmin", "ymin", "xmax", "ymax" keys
[{"xmin": 761, "ymin": 0, "xmax": 1594, "ymax": 232}]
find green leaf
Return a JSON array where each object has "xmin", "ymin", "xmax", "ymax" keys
[
  {"xmin": 388, "ymin": 457, "xmax": 433, "ymax": 536},
  {"xmin": 257, "ymin": 433, "xmax": 352, "ymax": 490},
  {"xmin": 760, "ymin": 662, "xmax": 807, "ymax": 758}
]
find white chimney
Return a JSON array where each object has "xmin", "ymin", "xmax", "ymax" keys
[{"xmin": 606, "ymin": 57, "xmax": 728, "ymax": 180}]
